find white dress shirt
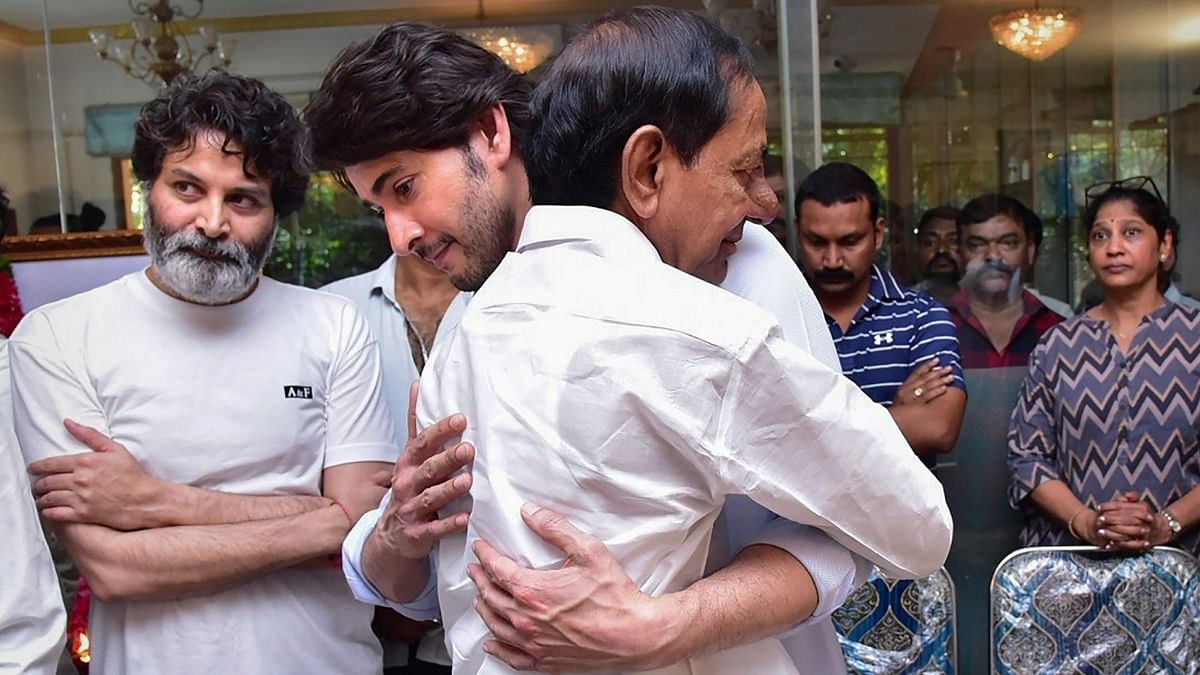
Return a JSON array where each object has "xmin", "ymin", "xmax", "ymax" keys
[
  {"xmin": 0, "ymin": 338, "xmax": 66, "ymax": 675},
  {"xmin": 413, "ymin": 205, "xmax": 952, "ymax": 674},
  {"xmin": 323, "ymin": 259, "xmax": 468, "ymax": 668},
  {"xmin": 342, "ymin": 226, "xmax": 867, "ymax": 672}
]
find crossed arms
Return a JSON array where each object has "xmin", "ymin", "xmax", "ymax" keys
[
  {"xmin": 26, "ymin": 423, "xmax": 388, "ymax": 602},
  {"xmin": 10, "ymin": 324, "xmax": 394, "ymax": 603}
]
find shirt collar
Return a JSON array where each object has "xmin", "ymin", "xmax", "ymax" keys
[
  {"xmin": 368, "ymin": 255, "xmax": 400, "ymax": 307},
  {"xmin": 516, "ymin": 205, "xmax": 664, "ymax": 267},
  {"xmin": 868, "ymin": 264, "xmax": 906, "ymax": 303}
]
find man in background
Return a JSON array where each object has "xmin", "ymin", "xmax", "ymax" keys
[
  {"xmin": 914, "ymin": 205, "xmax": 962, "ymax": 305},
  {"xmin": 948, "ymin": 194, "xmax": 1063, "ymax": 369},
  {"xmin": 304, "ymin": 17, "xmax": 946, "ymax": 674},
  {"xmin": 12, "ymin": 72, "xmax": 395, "ymax": 674},
  {"xmin": 323, "ymin": 253, "xmax": 464, "ymax": 674},
  {"xmin": 795, "ymin": 162, "xmax": 966, "ymax": 464}
]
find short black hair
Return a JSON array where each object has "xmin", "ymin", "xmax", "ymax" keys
[
  {"xmin": 957, "ymin": 194, "xmax": 1043, "ymax": 246},
  {"xmin": 917, "ymin": 206, "xmax": 960, "ymax": 235},
  {"xmin": 1082, "ymin": 186, "xmax": 1176, "ymax": 245},
  {"xmin": 131, "ymin": 71, "xmax": 310, "ymax": 219},
  {"xmin": 794, "ymin": 162, "xmax": 881, "ymax": 222},
  {"xmin": 305, "ymin": 22, "xmax": 533, "ymax": 187},
  {"xmin": 525, "ymin": 6, "xmax": 755, "ymax": 208}
]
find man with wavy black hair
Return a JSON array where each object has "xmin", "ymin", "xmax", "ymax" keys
[
  {"xmin": 312, "ymin": 10, "xmax": 951, "ymax": 675},
  {"xmin": 11, "ymin": 72, "xmax": 397, "ymax": 674},
  {"xmin": 308, "ymin": 19, "xmax": 871, "ymax": 675}
]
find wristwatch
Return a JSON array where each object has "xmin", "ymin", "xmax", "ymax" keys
[{"xmin": 1162, "ymin": 509, "xmax": 1182, "ymax": 538}]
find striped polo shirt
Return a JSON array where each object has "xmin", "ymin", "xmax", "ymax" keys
[{"xmin": 827, "ymin": 264, "xmax": 966, "ymax": 405}]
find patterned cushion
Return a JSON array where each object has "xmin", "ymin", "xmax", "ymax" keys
[
  {"xmin": 991, "ymin": 546, "xmax": 1200, "ymax": 674},
  {"xmin": 834, "ymin": 568, "xmax": 957, "ymax": 674}
]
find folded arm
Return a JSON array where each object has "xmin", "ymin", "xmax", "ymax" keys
[
  {"xmin": 51, "ymin": 458, "xmax": 388, "ymax": 602},
  {"xmin": 55, "ymin": 504, "xmax": 350, "ymax": 602},
  {"xmin": 890, "ymin": 389, "xmax": 967, "ymax": 455},
  {"xmin": 29, "ymin": 421, "xmax": 337, "ymax": 530}
]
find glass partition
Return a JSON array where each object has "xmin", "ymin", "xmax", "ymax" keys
[
  {"xmin": 0, "ymin": 0, "xmax": 60, "ymax": 235},
  {"xmin": 816, "ymin": 0, "xmax": 1197, "ymax": 306}
]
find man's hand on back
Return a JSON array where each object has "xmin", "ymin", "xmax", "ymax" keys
[{"xmin": 468, "ymin": 503, "xmax": 685, "ymax": 673}]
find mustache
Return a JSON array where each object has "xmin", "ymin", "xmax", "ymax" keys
[
  {"xmin": 979, "ymin": 259, "xmax": 1016, "ymax": 275},
  {"xmin": 813, "ymin": 267, "xmax": 855, "ymax": 283},
  {"xmin": 414, "ymin": 235, "xmax": 455, "ymax": 261},
  {"xmin": 926, "ymin": 253, "xmax": 959, "ymax": 271},
  {"xmin": 164, "ymin": 229, "xmax": 251, "ymax": 266}
]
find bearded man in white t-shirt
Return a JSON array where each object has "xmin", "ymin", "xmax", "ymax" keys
[{"xmin": 10, "ymin": 73, "xmax": 397, "ymax": 674}]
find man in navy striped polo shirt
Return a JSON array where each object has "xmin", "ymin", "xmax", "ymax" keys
[{"xmin": 795, "ymin": 162, "xmax": 966, "ymax": 467}]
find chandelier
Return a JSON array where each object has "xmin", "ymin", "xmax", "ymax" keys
[
  {"xmin": 460, "ymin": 0, "xmax": 554, "ymax": 74},
  {"xmin": 989, "ymin": 5, "xmax": 1083, "ymax": 62},
  {"xmin": 460, "ymin": 27, "xmax": 554, "ymax": 74},
  {"xmin": 88, "ymin": 1, "xmax": 235, "ymax": 87}
]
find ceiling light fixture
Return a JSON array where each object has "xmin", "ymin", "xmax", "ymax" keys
[
  {"xmin": 988, "ymin": 4, "xmax": 1082, "ymax": 62},
  {"xmin": 88, "ymin": 0, "xmax": 234, "ymax": 87},
  {"xmin": 461, "ymin": 0, "xmax": 554, "ymax": 73}
]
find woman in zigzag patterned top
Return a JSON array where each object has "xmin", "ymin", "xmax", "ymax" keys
[{"xmin": 1007, "ymin": 177, "xmax": 1199, "ymax": 557}]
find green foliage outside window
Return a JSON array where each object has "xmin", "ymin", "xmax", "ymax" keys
[{"xmin": 265, "ymin": 172, "xmax": 392, "ymax": 288}]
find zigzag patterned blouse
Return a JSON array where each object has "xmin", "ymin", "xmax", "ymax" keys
[{"xmin": 1007, "ymin": 301, "xmax": 1200, "ymax": 556}]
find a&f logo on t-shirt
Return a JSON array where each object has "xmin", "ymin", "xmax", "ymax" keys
[
  {"xmin": 873, "ymin": 331, "xmax": 894, "ymax": 347},
  {"xmin": 284, "ymin": 385, "xmax": 313, "ymax": 400}
]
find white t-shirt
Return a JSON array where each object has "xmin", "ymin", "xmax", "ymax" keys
[{"xmin": 9, "ymin": 271, "xmax": 397, "ymax": 675}]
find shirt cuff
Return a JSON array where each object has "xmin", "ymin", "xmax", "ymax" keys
[
  {"xmin": 341, "ymin": 490, "xmax": 442, "ymax": 620},
  {"xmin": 747, "ymin": 518, "xmax": 872, "ymax": 630}
]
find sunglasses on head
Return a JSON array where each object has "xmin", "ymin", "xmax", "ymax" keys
[{"xmin": 1084, "ymin": 175, "xmax": 1164, "ymax": 209}]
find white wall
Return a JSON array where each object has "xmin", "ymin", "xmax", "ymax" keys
[
  {"xmin": 0, "ymin": 34, "xmax": 58, "ymax": 233},
  {"xmin": 20, "ymin": 38, "xmax": 59, "ymax": 230},
  {"xmin": 0, "ymin": 37, "xmax": 33, "ymax": 227}
]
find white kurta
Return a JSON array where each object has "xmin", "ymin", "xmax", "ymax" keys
[
  {"xmin": 341, "ymin": 227, "xmax": 866, "ymax": 675},
  {"xmin": 0, "ymin": 338, "xmax": 65, "ymax": 675},
  {"xmin": 417, "ymin": 205, "xmax": 953, "ymax": 675}
]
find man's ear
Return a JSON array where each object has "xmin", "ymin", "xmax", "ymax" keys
[
  {"xmin": 619, "ymin": 125, "xmax": 671, "ymax": 220},
  {"xmin": 873, "ymin": 217, "xmax": 887, "ymax": 253},
  {"xmin": 472, "ymin": 103, "xmax": 515, "ymax": 170}
]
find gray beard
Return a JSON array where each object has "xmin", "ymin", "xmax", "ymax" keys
[{"xmin": 142, "ymin": 199, "xmax": 275, "ymax": 305}]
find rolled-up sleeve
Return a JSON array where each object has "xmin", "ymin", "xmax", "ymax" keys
[
  {"xmin": 749, "ymin": 517, "xmax": 872, "ymax": 625},
  {"xmin": 1007, "ymin": 342, "xmax": 1062, "ymax": 508},
  {"xmin": 341, "ymin": 490, "xmax": 441, "ymax": 621}
]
